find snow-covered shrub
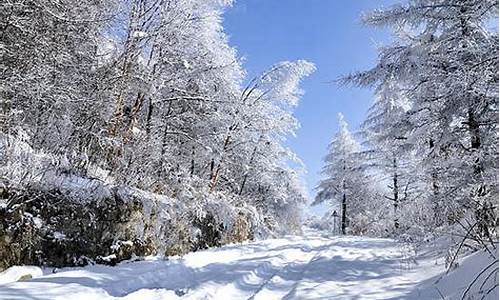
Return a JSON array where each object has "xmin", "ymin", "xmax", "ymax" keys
[
  {"xmin": 229, "ymin": 211, "xmax": 252, "ymax": 243},
  {"xmin": 303, "ymin": 214, "xmax": 337, "ymax": 233}
]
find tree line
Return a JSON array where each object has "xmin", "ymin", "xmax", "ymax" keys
[
  {"xmin": 0, "ymin": 0, "xmax": 314, "ymax": 259},
  {"xmin": 315, "ymin": 0, "xmax": 498, "ymax": 259}
]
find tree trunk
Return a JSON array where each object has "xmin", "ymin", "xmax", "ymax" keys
[
  {"xmin": 341, "ymin": 191, "xmax": 347, "ymax": 235},
  {"xmin": 0, "ymin": 98, "xmax": 9, "ymax": 133},
  {"xmin": 393, "ymin": 156, "xmax": 399, "ymax": 230},
  {"xmin": 158, "ymin": 103, "xmax": 172, "ymax": 178},
  {"xmin": 190, "ymin": 145, "xmax": 195, "ymax": 176},
  {"xmin": 145, "ymin": 97, "xmax": 154, "ymax": 137},
  {"xmin": 209, "ymin": 134, "xmax": 231, "ymax": 191},
  {"xmin": 468, "ymin": 109, "xmax": 491, "ymax": 238},
  {"xmin": 109, "ymin": 3, "xmax": 138, "ymax": 136},
  {"xmin": 468, "ymin": 109, "xmax": 481, "ymax": 169},
  {"xmin": 238, "ymin": 137, "xmax": 262, "ymax": 195},
  {"xmin": 429, "ymin": 138, "xmax": 443, "ymax": 226},
  {"xmin": 210, "ymin": 123, "xmax": 237, "ymax": 191}
]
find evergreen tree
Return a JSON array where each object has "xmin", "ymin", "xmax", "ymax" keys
[
  {"xmin": 345, "ymin": 0, "xmax": 498, "ymax": 245},
  {"xmin": 314, "ymin": 113, "xmax": 368, "ymax": 234}
]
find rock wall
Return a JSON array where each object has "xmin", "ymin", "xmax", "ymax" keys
[{"xmin": 0, "ymin": 186, "xmax": 254, "ymax": 270}]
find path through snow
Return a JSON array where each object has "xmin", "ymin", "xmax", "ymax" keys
[{"xmin": 0, "ymin": 229, "xmax": 497, "ymax": 299}]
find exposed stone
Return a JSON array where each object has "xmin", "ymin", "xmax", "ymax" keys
[
  {"xmin": 0, "ymin": 187, "xmax": 152, "ymax": 269},
  {"xmin": 0, "ymin": 186, "xmax": 254, "ymax": 270}
]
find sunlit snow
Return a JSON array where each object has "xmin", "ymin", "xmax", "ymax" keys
[{"xmin": 1, "ymin": 229, "xmax": 496, "ymax": 300}]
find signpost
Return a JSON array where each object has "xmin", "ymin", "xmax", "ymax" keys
[{"xmin": 332, "ymin": 210, "xmax": 338, "ymax": 235}]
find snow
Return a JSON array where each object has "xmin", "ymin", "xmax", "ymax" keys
[
  {"xmin": 132, "ymin": 31, "xmax": 148, "ymax": 38},
  {"xmin": 98, "ymin": 254, "xmax": 117, "ymax": 263},
  {"xmin": 401, "ymin": 249, "xmax": 499, "ymax": 299},
  {"xmin": 0, "ymin": 266, "xmax": 43, "ymax": 285},
  {"xmin": 52, "ymin": 232, "xmax": 67, "ymax": 240},
  {"xmin": 111, "ymin": 241, "xmax": 134, "ymax": 252},
  {"xmin": 32, "ymin": 217, "xmax": 43, "ymax": 229},
  {"xmin": 0, "ymin": 229, "xmax": 497, "ymax": 299}
]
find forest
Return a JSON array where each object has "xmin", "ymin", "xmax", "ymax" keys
[
  {"xmin": 1, "ymin": 0, "xmax": 317, "ymax": 267},
  {"xmin": 0, "ymin": 0, "xmax": 498, "ymax": 299}
]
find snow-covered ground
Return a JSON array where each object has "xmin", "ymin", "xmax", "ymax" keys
[{"xmin": 0, "ymin": 229, "xmax": 497, "ymax": 300}]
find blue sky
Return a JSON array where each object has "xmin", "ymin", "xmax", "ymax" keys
[{"xmin": 223, "ymin": 0, "xmax": 396, "ymax": 216}]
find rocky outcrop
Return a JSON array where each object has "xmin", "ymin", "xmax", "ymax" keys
[
  {"xmin": 0, "ymin": 185, "xmax": 254, "ymax": 270},
  {"xmin": 0, "ymin": 187, "xmax": 152, "ymax": 269}
]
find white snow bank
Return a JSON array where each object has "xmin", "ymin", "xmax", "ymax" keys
[
  {"xmin": 0, "ymin": 266, "xmax": 43, "ymax": 285},
  {"xmin": 403, "ymin": 249, "xmax": 499, "ymax": 299}
]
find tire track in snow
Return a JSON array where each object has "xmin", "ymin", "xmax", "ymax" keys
[
  {"xmin": 279, "ymin": 250, "xmax": 326, "ymax": 300},
  {"xmin": 245, "ymin": 241, "xmax": 333, "ymax": 300}
]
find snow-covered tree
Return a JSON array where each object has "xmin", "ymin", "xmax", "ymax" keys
[
  {"xmin": 214, "ymin": 60, "xmax": 315, "ymax": 232},
  {"xmin": 314, "ymin": 113, "xmax": 369, "ymax": 235},
  {"xmin": 0, "ymin": 0, "xmax": 316, "ymax": 265},
  {"xmin": 345, "ymin": 0, "xmax": 498, "ymax": 246},
  {"xmin": 0, "ymin": 0, "xmax": 117, "ymax": 155},
  {"xmin": 360, "ymin": 81, "xmax": 424, "ymax": 232}
]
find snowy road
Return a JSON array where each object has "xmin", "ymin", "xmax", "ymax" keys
[{"xmin": 0, "ymin": 229, "xmax": 496, "ymax": 299}]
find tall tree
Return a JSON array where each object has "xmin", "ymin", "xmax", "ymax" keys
[
  {"xmin": 314, "ymin": 114, "xmax": 368, "ymax": 234},
  {"xmin": 361, "ymin": 81, "xmax": 422, "ymax": 231},
  {"xmin": 345, "ymin": 0, "xmax": 498, "ymax": 244},
  {"xmin": 0, "ymin": 0, "xmax": 117, "ymax": 154}
]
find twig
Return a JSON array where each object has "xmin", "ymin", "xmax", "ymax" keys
[
  {"xmin": 461, "ymin": 260, "xmax": 498, "ymax": 300},
  {"xmin": 447, "ymin": 221, "xmax": 477, "ymax": 274},
  {"xmin": 434, "ymin": 286, "xmax": 446, "ymax": 300},
  {"xmin": 479, "ymin": 267, "xmax": 498, "ymax": 292}
]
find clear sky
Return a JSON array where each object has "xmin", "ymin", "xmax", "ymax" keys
[{"xmin": 223, "ymin": 0, "xmax": 396, "ymax": 216}]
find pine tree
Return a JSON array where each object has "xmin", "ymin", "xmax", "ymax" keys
[
  {"xmin": 345, "ymin": 0, "xmax": 498, "ymax": 244},
  {"xmin": 314, "ymin": 113, "xmax": 368, "ymax": 235},
  {"xmin": 361, "ymin": 81, "xmax": 422, "ymax": 231}
]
